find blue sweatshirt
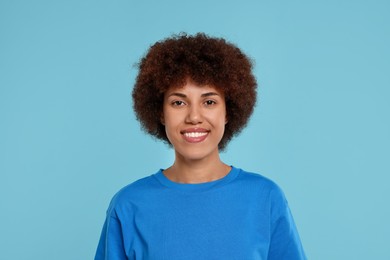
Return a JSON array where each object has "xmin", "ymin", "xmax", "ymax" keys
[{"xmin": 95, "ymin": 166, "xmax": 306, "ymax": 260}]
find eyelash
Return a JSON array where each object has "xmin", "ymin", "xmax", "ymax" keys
[
  {"xmin": 204, "ymin": 100, "xmax": 216, "ymax": 106},
  {"xmin": 171, "ymin": 100, "xmax": 217, "ymax": 106},
  {"xmin": 171, "ymin": 100, "xmax": 185, "ymax": 106}
]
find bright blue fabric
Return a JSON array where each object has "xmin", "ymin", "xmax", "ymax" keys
[{"xmin": 95, "ymin": 166, "xmax": 306, "ymax": 260}]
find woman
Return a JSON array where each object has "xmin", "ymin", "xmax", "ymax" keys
[{"xmin": 95, "ymin": 33, "xmax": 306, "ymax": 259}]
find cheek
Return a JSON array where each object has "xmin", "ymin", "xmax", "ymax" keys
[
  {"xmin": 162, "ymin": 107, "xmax": 173, "ymax": 126},
  {"xmin": 210, "ymin": 112, "xmax": 227, "ymax": 133},
  {"xmin": 163, "ymin": 114, "xmax": 181, "ymax": 139},
  {"xmin": 164, "ymin": 112, "xmax": 178, "ymax": 127}
]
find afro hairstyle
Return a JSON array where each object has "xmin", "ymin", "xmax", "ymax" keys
[{"xmin": 132, "ymin": 33, "xmax": 257, "ymax": 150}]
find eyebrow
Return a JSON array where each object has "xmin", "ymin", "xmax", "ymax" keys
[{"xmin": 167, "ymin": 92, "xmax": 220, "ymax": 98}]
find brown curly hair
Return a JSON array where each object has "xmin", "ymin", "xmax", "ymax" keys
[{"xmin": 132, "ymin": 33, "xmax": 257, "ymax": 150}]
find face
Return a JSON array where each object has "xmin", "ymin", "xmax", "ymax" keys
[{"xmin": 162, "ymin": 81, "xmax": 227, "ymax": 161}]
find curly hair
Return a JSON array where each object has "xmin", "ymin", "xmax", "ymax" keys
[{"xmin": 132, "ymin": 33, "xmax": 257, "ymax": 150}]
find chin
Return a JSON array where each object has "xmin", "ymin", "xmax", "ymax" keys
[{"xmin": 175, "ymin": 146, "xmax": 219, "ymax": 161}]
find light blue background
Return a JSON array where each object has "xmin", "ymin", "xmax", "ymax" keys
[{"xmin": 1, "ymin": 0, "xmax": 389, "ymax": 259}]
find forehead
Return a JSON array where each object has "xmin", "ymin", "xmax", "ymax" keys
[{"xmin": 165, "ymin": 81, "xmax": 224, "ymax": 97}]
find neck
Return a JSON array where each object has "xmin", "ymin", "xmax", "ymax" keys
[{"xmin": 164, "ymin": 150, "xmax": 231, "ymax": 184}]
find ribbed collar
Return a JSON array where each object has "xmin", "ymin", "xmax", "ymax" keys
[{"xmin": 153, "ymin": 166, "xmax": 240, "ymax": 193}]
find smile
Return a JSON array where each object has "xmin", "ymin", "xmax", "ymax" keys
[
  {"xmin": 181, "ymin": 129, "xmax": 209, "ymax": 143},
  {"xmin": 183, "ymin": 132, "xmax": 208, "ymax": 138}
]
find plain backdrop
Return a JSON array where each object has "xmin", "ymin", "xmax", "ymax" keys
[{"xmin": 1, "ymin": 0, "xmax": 389, "ymax": 259}]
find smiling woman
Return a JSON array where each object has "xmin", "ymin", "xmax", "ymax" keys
[{"xmin": 94, "ymin": 33, "xmax": 307, "ymax": 260}]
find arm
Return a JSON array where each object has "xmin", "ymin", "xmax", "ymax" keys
[
  {"xmin": 95, "ymin": 214, "xmax": 128, "ymax": 260},
  {"xmin": 268, "ymin": 187, "xmax": 307, "ymax": 260}
]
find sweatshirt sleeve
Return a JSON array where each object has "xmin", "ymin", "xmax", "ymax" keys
[
  {"xmin": 94, "ymin": 214, "xmax": 128, "ymax": 260},
  {"xmin": 268, "ymin": 186, "xmax": 307, "ymax": 260}
]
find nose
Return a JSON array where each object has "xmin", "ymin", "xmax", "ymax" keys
[{"xmin": 185, "ymin": 104, "xmax": 203, "ymax": 124}]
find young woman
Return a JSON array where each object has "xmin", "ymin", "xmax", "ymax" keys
[{"xmin": 95, "ymin": 33, "xmax": 306, "ymax": 260}]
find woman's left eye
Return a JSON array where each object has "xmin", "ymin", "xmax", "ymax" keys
[{"xmin": 204, "ymin": 100, "xmax": 216, "ymax": 106}]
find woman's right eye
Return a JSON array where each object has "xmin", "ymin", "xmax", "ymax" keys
[{"xmin": 172, "ymin": 100, "xmax": 185, "ymax": 106}]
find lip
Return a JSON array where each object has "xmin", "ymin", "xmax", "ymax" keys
[{"xmin": 181, "ymin": 128, "xmax": 209, "ymax": 143}]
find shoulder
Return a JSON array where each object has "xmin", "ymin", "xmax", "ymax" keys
[
  {"xmin": 235, "ymin": 167, "xmax": 293, "ymax": 218},
  {"xmin": 119, "ymin": 173, "xmax": 161, "ymax": 195},
  {"xmin": 106, "ymin": 171, "xmax": 162, "ymax": 214},
  {"xmin": 235, "ymin": 167, "xmax": 282, "ymax": 191},
  {"xmin": 233, "ymin": 167, "xmax": 287, "ymax": 202}
]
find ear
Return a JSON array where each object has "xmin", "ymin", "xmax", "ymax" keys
[{"xmin": 160, "ymin": 113, "xmax": 165, "ymax": 125}]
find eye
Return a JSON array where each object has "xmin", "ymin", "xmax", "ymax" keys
[
  {"xmin": 204, "ymin": 100, "xmax": 216, "ymax": 106},
  {"xmin": 171, "ymin": 100, "xmax": 185, "ymax": 106}
]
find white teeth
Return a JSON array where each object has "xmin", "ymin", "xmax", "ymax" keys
[{"xmin": 184, "ymin": 132, "xmax": 208, "ymax": 138}]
